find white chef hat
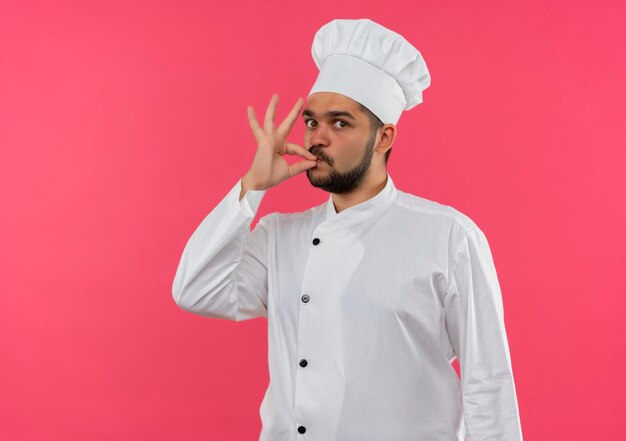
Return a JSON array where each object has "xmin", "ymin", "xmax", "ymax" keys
[{"xmin": 307, "ymin": 18, "xmax": 431, "ymax": 125}]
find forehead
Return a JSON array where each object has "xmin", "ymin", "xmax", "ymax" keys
[{"xmin": 304, "ymin": 92, "xmax": 363, "ymax": 115}]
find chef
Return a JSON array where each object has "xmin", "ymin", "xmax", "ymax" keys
[{"xmin": 172, "ymin": 18, "xmax": 523, "ymax": 441}]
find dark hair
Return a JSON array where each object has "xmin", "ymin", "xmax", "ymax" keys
[{"xmin": 358, "ymin": 103, "xmax": 390, "ymax": 164}]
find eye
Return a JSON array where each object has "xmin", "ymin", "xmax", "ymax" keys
[
  {"xmin": 305, "ymin": 119, "xmax": 317, "ymax": 129},
  {"xmin": 333, "ymin": 120, "xmax": 349, "ymax": 128}
]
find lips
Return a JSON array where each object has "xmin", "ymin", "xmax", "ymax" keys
[{"xmin": 313, "ymin": 157, "xmax": 330, "ymax": 167}]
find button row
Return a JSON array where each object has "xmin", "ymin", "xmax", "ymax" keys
[
  {"xmin": 297, "ymin": 355, "xmax": 308, "ymax": 436},
  {"xmin": 298, "ymin": 245, "xmax": 317, "ymax": 437}
]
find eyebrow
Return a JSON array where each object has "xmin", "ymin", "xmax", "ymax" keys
[{"xmin": 301, "ymin": 109, "xmax": 357, "ymax": 121}]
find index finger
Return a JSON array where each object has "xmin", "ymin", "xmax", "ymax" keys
[
  {"xmin": 264, "ymin": 93, "xmax": 279, "ymax": 132},
  {"xmin": 276, "ymin": 97, "xmax": 304, "ymax": 138}
]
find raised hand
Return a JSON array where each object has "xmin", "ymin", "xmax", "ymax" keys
[{"xmin": 241, "ymin": 94, "xmax": 318, "ymax": 196}]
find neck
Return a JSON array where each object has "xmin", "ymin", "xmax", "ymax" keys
[{"xmin": 331, "ymin": 169, "xmax": 388, "ymax": 214}]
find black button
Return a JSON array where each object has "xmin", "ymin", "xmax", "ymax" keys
[
  {"xmin": 298, "ymin": 426, "xmax": 306, "ymax": 434},
  {"xmin": 312, "ymin": 237, "xmax": 320, "ymax": 245},
  {"xmin": 301, "ymin": 294, "xmax": 310, "ymax": 303},
  {"xmin": 299, "ymin": 359, "xmax": 308, "ymax": 367}
]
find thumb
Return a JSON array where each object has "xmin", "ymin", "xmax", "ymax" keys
[{"xmin": 288, "ymin": 159, "xmax": 318, "ymax": 177}]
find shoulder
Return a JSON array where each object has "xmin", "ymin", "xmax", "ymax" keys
[{"xmin": 394, "ymin": 189, "xmax": 481, "ymax": 234}]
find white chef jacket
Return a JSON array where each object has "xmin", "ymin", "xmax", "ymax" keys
[{"xmin": 172, "ymin": 173, "xmax": 523, "ymax": 441}]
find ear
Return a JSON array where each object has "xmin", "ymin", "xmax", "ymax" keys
[{"xmin": 375, "ymin": 124, "xmax": 397, "ymax": 155}]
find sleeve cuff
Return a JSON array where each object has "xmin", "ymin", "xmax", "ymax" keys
[{"xmin": 235, "ymin": 178, "xmax": 267, "ymax": 217}]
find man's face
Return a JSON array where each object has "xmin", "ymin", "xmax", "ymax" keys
[{"xmin": 302, "ymin": 92, "xmax": 378, "ymax": 194}]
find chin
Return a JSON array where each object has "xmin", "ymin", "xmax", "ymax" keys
[{"xmin": 306, "ymin": 170, "xmax": 327, "ymax": 187}]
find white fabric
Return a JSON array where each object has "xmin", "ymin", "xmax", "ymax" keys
[
  {"xmin": 308, "ymin": 18, "xmax": 431, "ymax": 124},
  {"xmin": 172, "ymin": 175, "xmax": 524, "ymax": 441}
]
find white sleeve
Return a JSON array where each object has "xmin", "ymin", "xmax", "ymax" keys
[
  {"xmin": 172, "ymin": 178, "xmax": 269, "ymax": 321},
  {"xmin": 443, "ymin": 220, "xmax": 524, "ymax": 440}
]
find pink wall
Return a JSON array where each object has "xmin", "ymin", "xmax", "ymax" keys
[{"xmin": 1, "ymin": 1, "xmax": 624, "ymax": 439}]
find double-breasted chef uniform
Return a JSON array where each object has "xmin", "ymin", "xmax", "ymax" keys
[{"xmin": 172, "ymin": 173, "xmax": 524, "ymax": 440}]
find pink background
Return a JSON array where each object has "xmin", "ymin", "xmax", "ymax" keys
[{"xmin": 1, "ymin": 1, "xmax": 625, "ymax": 440}]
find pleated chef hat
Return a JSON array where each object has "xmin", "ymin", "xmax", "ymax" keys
[{"xmin": 308, "ymin": 18, "xmax": 431, "ymax": 125}]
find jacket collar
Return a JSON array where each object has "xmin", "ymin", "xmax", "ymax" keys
[{"xmin": 318, "ymin": 173, "xmax": 397, "ymax": 234}]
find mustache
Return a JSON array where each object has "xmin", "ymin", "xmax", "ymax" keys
[{"xmin": 307, "ymin": 145, "xmax": 333, "ymax": 165}]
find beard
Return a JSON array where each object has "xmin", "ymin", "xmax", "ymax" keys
[{"xmin": 306, "ymin": 130, "xmax": 376, "ymax": 194}]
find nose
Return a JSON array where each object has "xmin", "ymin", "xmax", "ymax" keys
[{"xmin": 308, "ymin": 122, "xmax": 330, "ymax": 149}]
